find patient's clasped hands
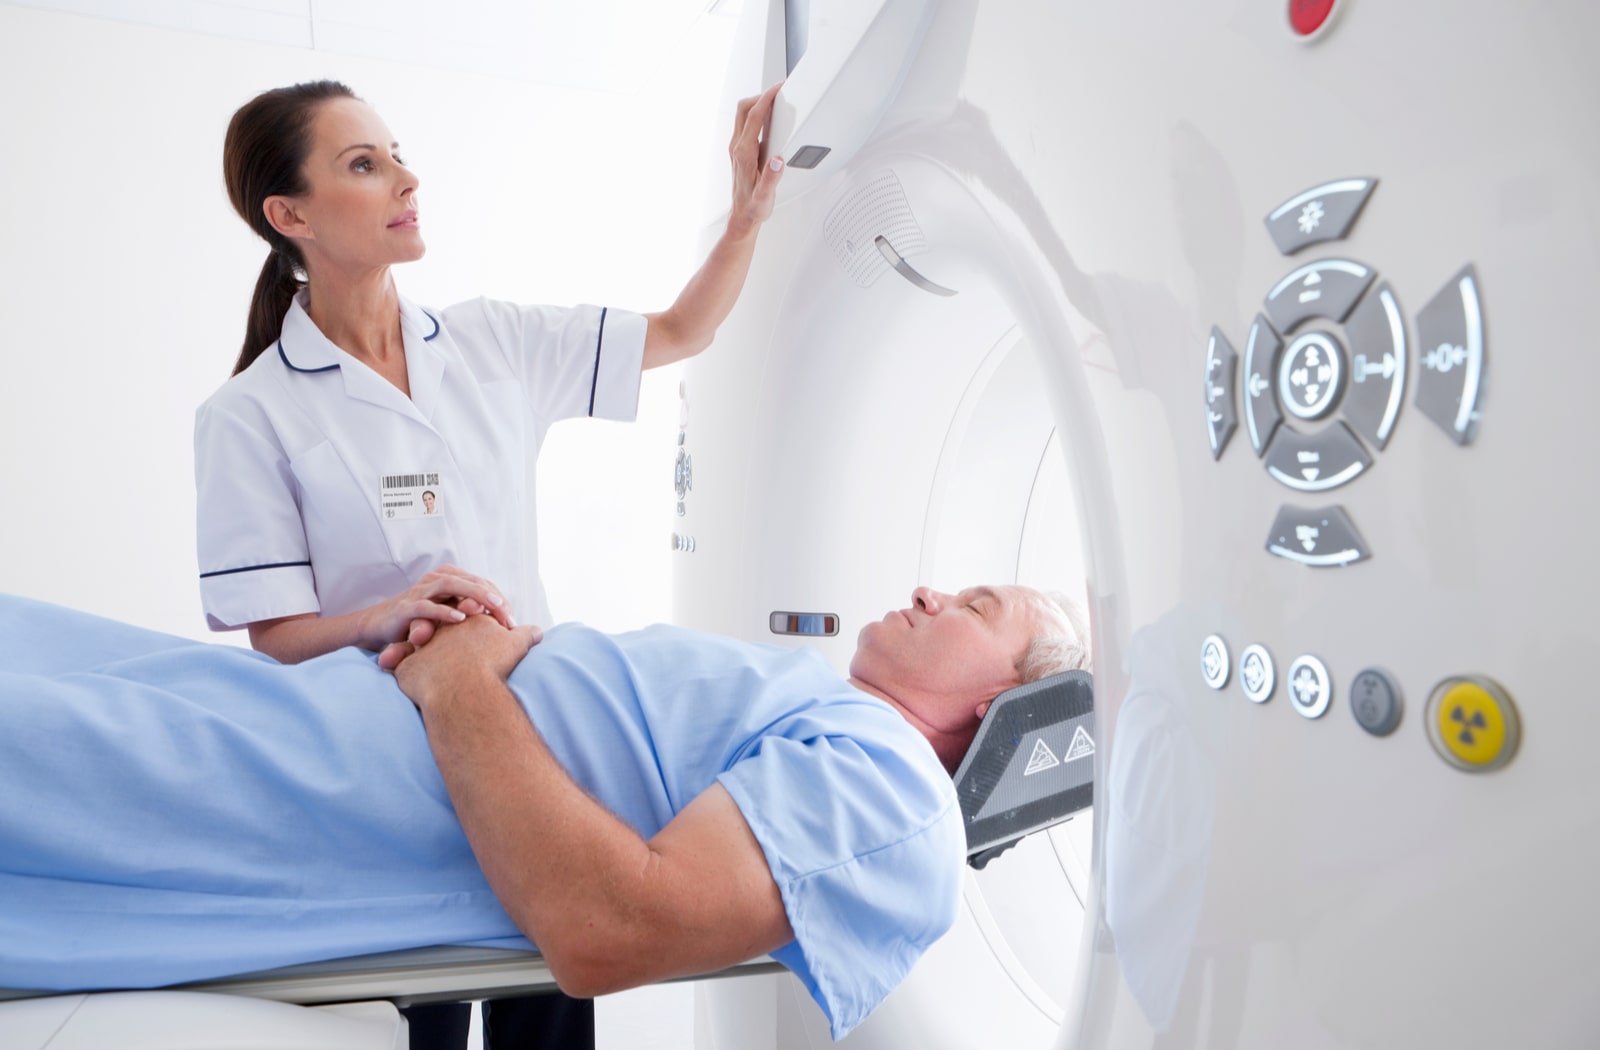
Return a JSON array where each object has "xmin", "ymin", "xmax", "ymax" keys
[
  {"xmin": 388, "ymin": 612, "xmax": 543, "ymax": 712},
  {"xmin": 371, "ymin": 564, "xmax": 521, "ymax": 671}
]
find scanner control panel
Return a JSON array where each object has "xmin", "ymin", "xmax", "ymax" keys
[{"xmin": 1204, "ymin": 178, "xmax": 1488, "ymax": 569}]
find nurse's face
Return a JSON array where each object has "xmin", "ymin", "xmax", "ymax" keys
[
  {"xmin": 850, "ymin": 585, "xmax": 1038, "ymax": 731},
  {"xmin": 273, "ymin": 98, "xmax": 425, "ymax": 274}
]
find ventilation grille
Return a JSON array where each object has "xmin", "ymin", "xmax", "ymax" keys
[{"xmin": 823, "ymin": 170, "xmax": 927, "ymax": 288}]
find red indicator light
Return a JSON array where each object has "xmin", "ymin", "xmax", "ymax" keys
[{"xmin": 1288, "ymin": 0, "xmax": 1336, "ymax": 36}]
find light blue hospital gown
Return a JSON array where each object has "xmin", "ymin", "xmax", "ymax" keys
[{"xmin": 0, "ymin": 596, "xmax": 963, "ymax": 1039}]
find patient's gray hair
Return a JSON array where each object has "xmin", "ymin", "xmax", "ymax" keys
[{"xmin": 1016, "ymin": 589, "xmax": 1091, "ymax": 682}]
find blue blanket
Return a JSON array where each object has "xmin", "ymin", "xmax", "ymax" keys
[{"xmin": 0, "ymin": 596, "xmax": 962, "ymax": 1038}]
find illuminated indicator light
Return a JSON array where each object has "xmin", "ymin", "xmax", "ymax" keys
[
  {"xmin": 1456, "ymin": 274, "xmax": 1484, "ymax": 436},
  {"xmin": 1288, "ymin": 0, "xmax": 1337, "ymax": 37},
  {"xmin": 1266, "ymin": 459, "xmax": 1365, "ymax": 491},
  {"xmin": 1267, "ymin": 179, "xmax": 1370, "ymax": 222},
  {"xmin": 1267, "ymin": 259, "xmax": 1369, "ymax": 301},
  {"xmin": 1377, "ymin": 288, "xmax": 1407, "ymax": 442}
]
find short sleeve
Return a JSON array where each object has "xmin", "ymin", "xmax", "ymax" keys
[
  {"xmin": 444, "ymin": 298, "xmax": 646, "ymax": 423},
  {"xmin": 717, "ymin": 730, "xmax": 965, "ymax": 1039},
  {"xmin": 194, "ymin": 396, "xmax": 320, "ymax": 631}
]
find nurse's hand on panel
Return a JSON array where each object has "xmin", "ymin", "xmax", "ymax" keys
[
  {"xmin": 639, "ymin": 82, "xmax": 787, "ymax": 370},
  {"xmin": 727, "ymin": 82, "xmax": 786, "ymax": 239}
]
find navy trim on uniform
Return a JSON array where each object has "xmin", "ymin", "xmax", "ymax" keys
[
  {"xmin": 278, "ymin": 341, "xmax": 338, "ymax": 374},
  {"xmin": 422, "ymin": 310, "xmax": 440, "ymax": 341},
  {"xmin": 200, "ymin": 560, "xmax": 313, "ymax": 579},
  {"xmin": 588, "ymin": 307, "xmax": 608, "ymax": 417}
]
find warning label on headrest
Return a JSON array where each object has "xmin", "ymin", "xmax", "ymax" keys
[{"xmin": 973, "ymin": 715, "xmax": 1095, "ymax": 823}]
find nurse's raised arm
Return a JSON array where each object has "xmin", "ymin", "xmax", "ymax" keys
[{"xmin": 640, "ymin": 83, "xmax": 786, "ymax": 370}]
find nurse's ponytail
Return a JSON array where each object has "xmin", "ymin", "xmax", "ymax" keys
[{"xmin": 222, "ymin": 80, "xmax": 358, "ymax": 376}]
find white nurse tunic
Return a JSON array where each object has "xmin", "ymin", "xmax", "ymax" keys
[{"xmin": 194, "ymin": 289, "xmax": 646, "ymax": 631}]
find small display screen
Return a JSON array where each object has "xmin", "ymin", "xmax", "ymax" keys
[{"xmin": 769, "ymin": 611, "xmax": 839, "ymax": 636}]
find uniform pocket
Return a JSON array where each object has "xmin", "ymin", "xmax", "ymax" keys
[{"xmin": 289, "ymin": 440, "xmax": 411, "ymax": 617}]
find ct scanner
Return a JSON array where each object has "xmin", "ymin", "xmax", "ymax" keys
[
  {"xmin": 681, "ymin": 0, "xmax": 1600, "ymax": 1046},
  {"xmin": 7, "ymin": 0, "xmax": 1600, "ymax": 1046}
]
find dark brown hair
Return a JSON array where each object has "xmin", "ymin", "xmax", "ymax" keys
[{"xmin": 222, "ymin": 80, "xmax": 359, "ymax": 375}]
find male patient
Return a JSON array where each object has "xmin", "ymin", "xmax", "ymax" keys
[{"xmin": 0, "ymin": 584, "xmax": 1086, "ymax": 1039}]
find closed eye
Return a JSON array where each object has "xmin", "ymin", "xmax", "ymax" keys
[{"xmin": 962, "ymin": 586, "xmax": 1001, "ymax": 621}]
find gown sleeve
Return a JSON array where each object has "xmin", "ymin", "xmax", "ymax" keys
[{"xmin": 716, "ymin": 715, "xmax": 966, "ymax": 1039}]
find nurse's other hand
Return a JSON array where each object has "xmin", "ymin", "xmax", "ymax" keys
[
  {"xmin": 376, "ymin": 596, "xmax": 503, "ymax": 670},
  {"xmin": 727, "ymin": 82, "xmax": 785, "ymax": 238},
  {"xmin": 374, "ymin": 601, "xmax": 467, "ymax": 669},
  {"xmin": 389, "ymin": 615, "xmax": 543, "ymax": 706},
  {"xmin": 358, "ymin": 565, "xmax": 516, "ymax": 653}
]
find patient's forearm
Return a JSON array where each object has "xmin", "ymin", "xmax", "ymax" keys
[
  {"xmin": 415, "ymin": 668, "xmax": 642, "ymax": 950},
  {"xmin": 412, "ymin": 667, "xmax": 790, "ymax": 996}
]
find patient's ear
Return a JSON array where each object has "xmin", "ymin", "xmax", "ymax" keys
[{"xmin": 976, "ymin": 700, "xmax": 991, "ymax": 720}]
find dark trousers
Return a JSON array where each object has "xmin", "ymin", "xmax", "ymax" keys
[{"xmin": 402, "ymin": 993, "xmax": 595, "ymax": 1049}]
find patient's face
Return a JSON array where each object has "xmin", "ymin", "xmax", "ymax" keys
[{"xmin": 850, "ymin": 584, "xmax": 1035, "ymax": 730}]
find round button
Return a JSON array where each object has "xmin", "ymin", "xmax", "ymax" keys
[
  {"xmin": 1278, "ymin": 331, "xmax": 1345, "ymax": 421},
  {"xmin": 1201, "ymin": 634, "xmax": 1230, "ymax": 690},
  {"xmin": 1286, "ymin": 655, "xmax": 1332, "ymax": 719},
  {"xmin": 1350, "ymin": 667, "xmax": 1403, "ymax": 736},
  {"xmin": 1425, "ymin": 676, "xmax": 1520, "ymax": 772},
  {"xmin": 1240, "ymin": 644, "xmax": 1275, "ymax": 703},
  {"xmin": 1288, "ymin": 0, "xmax": 1338, "ymax": 37}
]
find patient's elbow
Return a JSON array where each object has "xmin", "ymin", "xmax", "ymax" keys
[
  {"xmin": 542, "ymin": 942, "xmax": 639, "ymax": 999},
  {"xmin": 524, "ymin": 908, "xmax": 644, "ymax": 998}
]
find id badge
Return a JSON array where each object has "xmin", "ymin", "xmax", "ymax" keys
[{"xmin": 381, "ymin": 471, "xmax": 443, "ymax": 519}]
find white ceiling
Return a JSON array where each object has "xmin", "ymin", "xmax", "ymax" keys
[{"xmin": 4, "ymin": 0, "xmax": 744, "ymax": 93}]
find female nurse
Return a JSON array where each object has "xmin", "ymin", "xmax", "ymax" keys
[
  {"xmin": 197, "ymin": 79, "xmax": 780, "ymax": 656},
  {"xmin": 194, "ymin": 80, "xmax": 783, "ymax": 1049}
]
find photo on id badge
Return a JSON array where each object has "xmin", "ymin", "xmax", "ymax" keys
[{"xmin": 381, "ymin": 472, "xmax": 443, "ymax": 519}]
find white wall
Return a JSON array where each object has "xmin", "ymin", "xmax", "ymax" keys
[
  {"xmin": 0, "ymin": 1, "xmax": 738, "ymax": 639},
  {"xmin": 0, "ymin": 6, "xmax": 741, "ymax": 1042}
]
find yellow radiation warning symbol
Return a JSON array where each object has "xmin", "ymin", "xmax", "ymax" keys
[{"xmin": 1425, "ymin": 676, "xmax": 1520, "ymax": 773}]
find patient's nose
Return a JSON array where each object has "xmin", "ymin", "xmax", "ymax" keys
[{"xmin": 912, "ymin": 586, "xmax": 944, "ymax": 615}]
